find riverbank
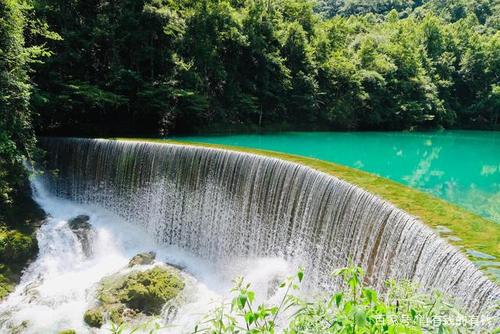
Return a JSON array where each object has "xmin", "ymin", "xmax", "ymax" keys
[
  {"xmin": 115, "ymin": 138, "xmax": 500, "ymax": 282},
  {"xmin": 0, "ymin": 185, "xmax": 44, "ymax": 299}
]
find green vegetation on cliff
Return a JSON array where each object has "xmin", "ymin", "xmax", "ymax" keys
[{"xmin": 0, "ymin": 0, "xmax": 54, "ymax": 300}]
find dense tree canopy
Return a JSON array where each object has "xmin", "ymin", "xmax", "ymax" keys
[
  {"xmin": 2, "ymin": 0, "xmax": 500, "ymax": 144},
  {"xmin": 21, "ymin": 0, "xmax": 497, "ymax": 136},
  {"xmin": 0, "ymin": 0, "xmax": 41, "ymax": 211}
]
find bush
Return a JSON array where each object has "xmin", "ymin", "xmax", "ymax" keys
[
  {"xmin": 193, "ymin": 265, "xmax": 473, "ymax": 334},
  {"xmin": 0, "ymin": 229, "xmax": 37, "ymax": 264}
]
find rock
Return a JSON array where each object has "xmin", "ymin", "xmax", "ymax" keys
[
  {"xmin": 68, "ymin": 215, "xmax": 90, "ymax": 228},
  {"xmin": 84, "ymin": 308, "xmax": 104, "ymax": 328},
  {"xmin": 122, "ymin": 267, "xmax": 185, "ymax": 315},
  {"xmin": 128, "ymin": 252, "xmax": 156, "ymax": 267},
  {"xmin": 67, "ymin": 215, "xmax": 94, "ymax": 257},
  {"xmin": 58, "ymin": 330, "xmax": 76, "ymax": 334},
  {"xmin": 86, "ymin": 265, "xmax": 185, "ymax": 326},
  {"xmin": 9, "ymin": 320, "xmax": 29, "ymax": 334}
]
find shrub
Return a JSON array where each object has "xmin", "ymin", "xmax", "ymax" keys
[
  {"xmin": 193, "ymin": 265, "xmax": 473, "ymax": 334},
  {"xmin": 0, "ymin": 229, "xmax": 37, "ymax": 264}
]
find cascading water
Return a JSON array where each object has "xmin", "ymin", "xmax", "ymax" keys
[
  {"xmin": 0, "ymin": 159, "xmax": 294, "ymax": 333},
  {"xmin": 35, "ymin": 138, "xmax": 499, "ymax": 319},
  {"xmin": 2, "ymin": 137, "xmax": 498, "ymax": 332}
]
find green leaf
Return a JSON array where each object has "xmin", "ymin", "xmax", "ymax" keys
[
  {"xmin": 238, "ymin": 294, "xmax": 247, "ymax": 309},
  {"xmin": 297, "ymin": 269, "xmax": 304, "ymax": 282},
  {"xmin": 335, "ymin": 293, "xmax": 343, "ymax": 307},
  {"xmin": 354, "ymin": 308, "xmax": 367, "ymax": 327},
  {"xmin": 245, "ymin": 311, "xmax": 256, "ymax": 325},
  {"xmin": 247, "ymin": 291, "xmax": 255, "ymax": 303}
]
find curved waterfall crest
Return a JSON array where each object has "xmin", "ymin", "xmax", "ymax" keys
[{"xmin": 39, "ymin": 137, "xmax": 499, "ymax": 317}]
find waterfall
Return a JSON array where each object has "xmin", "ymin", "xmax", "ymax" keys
[{"xmin": 39, "ymin": 137, "xmax": 499, "ymax": 319}]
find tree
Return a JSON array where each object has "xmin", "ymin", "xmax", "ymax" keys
[{"xmin": 0, "ymin": 0, "xmax": 37, "ymax": 208}]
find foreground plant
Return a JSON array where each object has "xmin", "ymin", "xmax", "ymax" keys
[
  {"xmin": 193, "ymin": 265, "xmax": 477, "ymax": 334},
  {"xmin": 108, "ymin": 319, "xmax": 162, "ymax": 334}
]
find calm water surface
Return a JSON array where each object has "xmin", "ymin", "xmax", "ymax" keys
[{"xmin": 173, "ymin": 131, "xmax": 500, "ymax": 223}]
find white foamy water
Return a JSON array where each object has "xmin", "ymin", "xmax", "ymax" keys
[{"xmin": 0, "ymin": 176, "xmax": 294, "ymax": 333}]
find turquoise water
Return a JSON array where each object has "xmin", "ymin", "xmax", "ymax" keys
[{"xmin": 172, "ymin": 131, "xmax": 500, "ymax": 223}]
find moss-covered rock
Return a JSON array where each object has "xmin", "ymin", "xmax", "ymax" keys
[
  {"xmin": 0, "ymin": 181, "xmax": 44, "ymax": 300},
  {"xmin": 0, "ymin": 229, "xmax": 38, "ymax": 300},
  {"xmin": 85, "ymin": 265, "xmax": 185, "ymax": 326},
  {"xmin": 83, "ymin": 308, "xmax": 104, "ymax": 328},
  {"xmin": 128, "ymin": 251, "xmax": 156, "ymax": 267},
  {"xmin": 58, "ymin": 329, "xmax": 76, "ymax": 334},
  {"xmin": 0, "ymin": 264, "xmax": 16, "ymax": 299},
  {"xmin": 121, "ymin": 267, "xmax": 185, "ymax": 314}
]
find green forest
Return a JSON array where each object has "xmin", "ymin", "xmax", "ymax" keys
[{"xmin": 1, "ymin": 0, "xmax": 499, "ymax": 221}]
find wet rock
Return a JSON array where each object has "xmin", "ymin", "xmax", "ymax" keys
[
  {"xmin": 128, "ymin": 252, "xmax": 156, "ymax": 267},
  {"xmin": 21, "ymin": 280, "xmax": 42, "ymax": 303},
  {"xmin": 84, "ymin": 308, "xmax": 104, "ymax": 328},
  {"xmin": 68, "ymin": 215, "xmax": 94, "ymax": 257},
  {"xmin": 9, "ymin": 320, "xmax": 29, "ymax": 334},
  {"xmin": 123, "ymin": 267, "xmax": 184, "ymax": 314},
  {"xmin": 68, "ymin": 215, "xmax": 90, "ymax": 229},
  {"xmin": 84, "ymin": 265, "xmax": 185, "ymax": 326},
  {"xmin": 58, "ymin": 329, "xmax": 76, "ymax": 334}
]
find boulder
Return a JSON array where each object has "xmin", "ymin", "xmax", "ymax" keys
[
  {"xmin": 84, "ymin": 265, "xmax": 185, "ymax": 327},
  {"xmin": 122, "ymin": 267, "xmax": 184, "ymax": 315},
  {"xmin": 68, "ymin": 215, "xmax": 90, "ymax": 229},
  {"xmin": 67, "ymin": 215, "xmax": 94, "ymax": 257},
  {"xmin": 128, "ymin": 251, "xmax": 156, "ymax": 267},
  {"xmin": 83, "ymin": 308, "xmax": 104, "ymax": 328}
]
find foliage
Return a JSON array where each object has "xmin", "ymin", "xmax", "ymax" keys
[
  {"xmin": 0, "ymin": 228, "xmax": 37, "ymax": 264},
  {"xmin": 0, "ymin": 0, "xmax": 52, "ymax": 299},
  {"xmin": 0, "ymin": 0, "xmax": 35, "ymax": 210},
  {"xmin": 108, "ymin": 319, "xmax": 162, "ymax": 334},
  {"xmin": 193, "ymin": 265, "xmax": 474, "ymax": 334},
  {"xmin": 0, "ymin": 264, "xmax": 16, "ymax": 299},
  {"xmin": 29, "ymin": 0, "xmax": 500, "ymax": 136}
]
